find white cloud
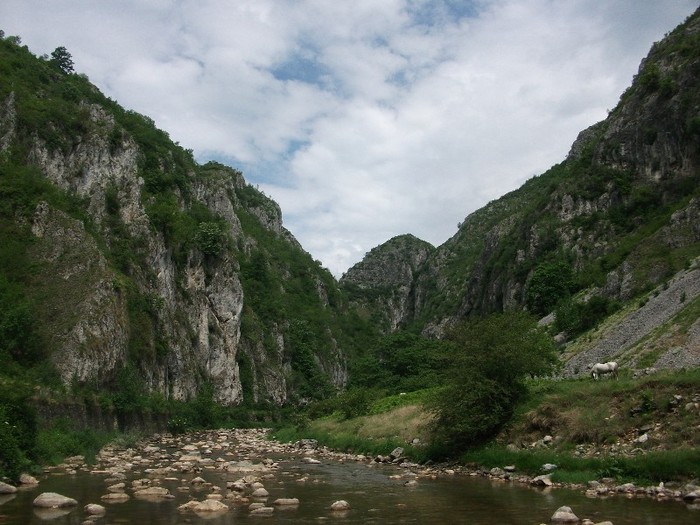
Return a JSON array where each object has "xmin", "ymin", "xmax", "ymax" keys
[{"xmin": 1, "ymin": 0, "xmax": 697, "ymax": 276}]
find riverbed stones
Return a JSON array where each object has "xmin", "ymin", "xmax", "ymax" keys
[
  {"xmin": 33, "ymin": 492, "xmax": 79, "ymax": 508},
  {"xmin": 551, "ymin": 506, "xmax": 579, "ymax": 523},
  {"xmin": 296, "ymin": 439, "xmax": 318, "ymax": 449}
]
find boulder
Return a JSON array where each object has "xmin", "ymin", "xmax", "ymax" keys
[
  {"xmin": 331, "ymin": 500, "xmax": 351, "ymax": 511},
  {"xmin": 251, "ymin": 506, "xmax": 275, "ymax": 515},
  {"xmin": 100, "ymin": 492, "xmax": 130, "ymax": 502},
  {"xmin": 193, "ymin": 499, "xmax": 229, "ymax": 513},
  {"xmin": 19, "ymin": 473, "xmax": 39, "ymax": 485},
  {"xmin": 134, "ymin": 486, "xmax": 170, "ymax": 498},
  {"xmin": 0, "ymin": 482, "xmax": 17, "ymax": 494},
  {"xmin": 683, "ymin": 489, "xmax": 700, "ymax": 502},
  {"xmin": 531, "ymin": 474, "xmax": 553, "ymax": 487},
  {"xmin": 390, "ymin": 447, "xmax": 404, "ymax": 460},
  {"xmin": 251, "ymin": 487, "xmax": 269, "ymax": 498},
  {"xmin": 177, "ymin": 501, "xmax": 200, "ymax": 512},
  {"xmin": 84, "ymin": 503, "xmax": 106, "ymax": 515},
  {"xmin": 551, "ymin": 505, "xmax": 579, "ymax": 523},
  {"xmin": 33, "ymin": 492, "xmax": 79, "ymax": 508},
  {"xmin": 274, "ymin": 498, "xmax": 300, "ymax": 506}
]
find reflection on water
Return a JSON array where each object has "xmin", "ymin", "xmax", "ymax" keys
[{"xmin": 0, "ymin": 443, "xmax": 697, "ymax": 524}]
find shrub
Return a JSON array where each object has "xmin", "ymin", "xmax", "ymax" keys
[
  {"xmin": 428, "ymin": 312, "xmax": 558, "ymax": 451},
  {"xmin": 526, "ymin": 261, "xmax": 574, "ymax": 316}
]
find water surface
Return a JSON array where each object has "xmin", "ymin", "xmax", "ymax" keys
[{"xmin": 0, "ymin": 438, "xmax": 697, "ymax": 524}]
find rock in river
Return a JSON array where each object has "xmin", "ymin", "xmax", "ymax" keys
[
  {"xmin": 0, "ymin": 482, "xmax": 17, "ymax": 494},
  {"xmin": 551, "ymin": 505, "xmax": 579, "ymax": 523},
  {"xmin": 33, "ymin": 492, "xmax": 78, "ymax": 508},
  {"xmin": 331, "ymin": 500, "xmax": 351, "ymax": 511}
]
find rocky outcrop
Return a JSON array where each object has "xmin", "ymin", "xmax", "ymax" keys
[
  {"xmin": 29, "ymin": 201, "xmax": 129, "ymax": 385},
  {"xmin": 340, "ymin": 234, "xmax": 434, "ymax": 332}
]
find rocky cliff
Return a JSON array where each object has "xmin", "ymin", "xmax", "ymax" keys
[
  {"xmin": 339, "ymin": 234, "xmax": 434, "ymax": 333},
  {"xmin": 0, "ymin": 38, "xmax": 350, "ymax": 405}
]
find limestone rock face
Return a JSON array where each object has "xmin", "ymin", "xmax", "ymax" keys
[
  {"xmin": 340, "ymin": 234, "xmax": 434, "ymax": 332},
  {"xmin": 30, "ymin": 202, "xmax": 129, "ymax": 385}
]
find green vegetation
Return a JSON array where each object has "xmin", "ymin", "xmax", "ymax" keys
[
  {"xmin": 461, "ymin": 447, "xmax": 700, "ymax": 485},
  {"xmin": 428, "ymin": 312, "xmax": 558, "ymax": 450},
  {"xmin": 278, "ymin": 369, "xmax": 700, "ymax": 485},
  {"xmin": 348, "ymin": 331, "xmax": 451, "ymax": 394}
]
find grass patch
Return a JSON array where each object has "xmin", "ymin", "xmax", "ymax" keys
[
  {"xmin": 35, "ymin": 418, "xmax": 116, "ymax": 465},
  {"xmin": 506, "ymin": 370, "xmax": 700, "ymax": 447},
  {"xmin": 369, "ymin": 389, "xmax": 434, "ymax": 415},
  {"xmin": 461, "ymin": 446, "xmax": 700, "ymax": 485},
  {"xmin": 272, "ymin": 403, "xmax": 434, "ymax": 462}
]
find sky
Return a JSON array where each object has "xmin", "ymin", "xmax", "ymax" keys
[{"xmin": 1, "ymin": 1, "xmax": 698, "ymax": 276}]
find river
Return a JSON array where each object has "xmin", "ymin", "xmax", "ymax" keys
[{"xmin": 0, "ymin": 429, "xmax": 697, "ymax": 524}]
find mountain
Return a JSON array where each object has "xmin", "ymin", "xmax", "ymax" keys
[
  {"xmin": 340, "ymin": 234, "xmax": 434, "ymax": 333},
  {"xmin": 0, "ymin": 36, "xmax": 367, "ymax": 406},
  {"xmin": 344, "ymin": 8, "xmax": 700, "ymax": 372},
  {"xmin": 2, "ymin": 6, "xmax": 699, "ymax": 411}
]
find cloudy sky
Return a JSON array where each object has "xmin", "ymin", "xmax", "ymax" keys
[{"xmin": 2, "ymin": 1, "xmax": 697, "ymax": 276}]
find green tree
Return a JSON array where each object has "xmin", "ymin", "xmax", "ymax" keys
[
  {"xmin": 195, "ymin": 222, "xmax": 225, "ymax": 256},
  {"xmin": 526, "ymin": 260, "xmax": 574, "ymax": 316},
  {"xmin": 429, "ymin": 312, "xmax": 557, "ymax": 450},
  {"xmin": 50, "ymin": 46, "xmax": 74, "ymax": 74}
]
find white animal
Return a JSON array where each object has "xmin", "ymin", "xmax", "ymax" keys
[{"xmin": 590, "ymin": 361, "xmax": 618, "ymax": 380}]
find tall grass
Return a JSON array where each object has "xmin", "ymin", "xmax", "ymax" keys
[
  {"xmin": 271, "ymin": 403, "xmax": 435, "ymax": 462},
  {"xmin": 34, "ymin": 420, "xmax": 116, "ymax": 465}
]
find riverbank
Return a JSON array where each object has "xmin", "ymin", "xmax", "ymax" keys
[
  {"xmin": 270, "ymin": 428, "xmax": 700, "ymax": 507},
  {"xmin": 2, "ymin": 427, "xmax": 698, "ymax": 525},
  {"xmin": 271, "ymin": 370, "xmax": 700, "ymax": 497}
]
